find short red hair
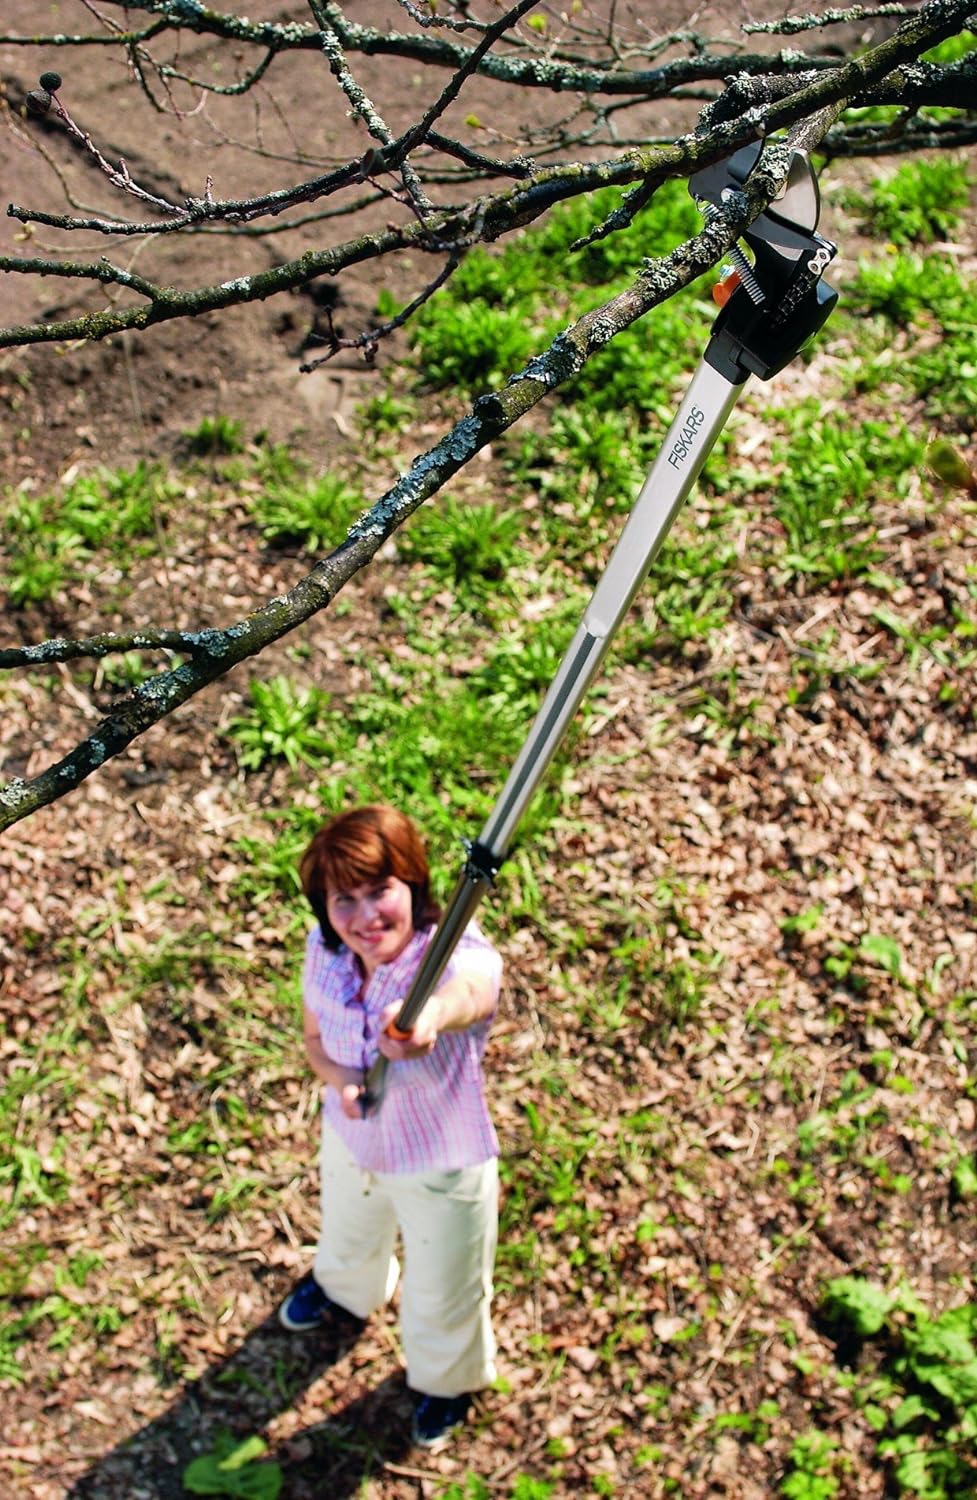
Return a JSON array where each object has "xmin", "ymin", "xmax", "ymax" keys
[{"xmin": 300, "ymin": 804, "xmax": 441, "ymax": 949}]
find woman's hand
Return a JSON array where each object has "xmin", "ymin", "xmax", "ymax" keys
[
  {"xmin": 339, "ymin": 1081, "xmax": 367, "ymax": 1120},
  {"xmin": 375, "ymin": 970, "xmax": 495, "ymax": 1063},
  {"xmin": 376, "ymin": 999, "xmax": 439, "ymax": 1061}
]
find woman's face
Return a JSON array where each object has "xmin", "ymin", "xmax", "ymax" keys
[{"xmin": 325, "ymin": 874, "xmax": 415, "ymax": 977}]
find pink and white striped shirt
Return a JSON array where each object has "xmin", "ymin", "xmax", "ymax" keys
[{"xmin": 303, "ymin": 921, "xmax": 502, "ymax": 1174}]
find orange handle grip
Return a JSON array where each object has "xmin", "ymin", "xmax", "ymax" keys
[
  {"xmin": 385, "ymin": 1021, "xmax": 413, "ymax": 1043},
  {"xmin": 712, "ymin": 269, "xmax": 741, "ymax": 307}
]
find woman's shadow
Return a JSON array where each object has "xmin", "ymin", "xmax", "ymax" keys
[{"xmin": 67, "ymin": 1305, "xmax": 416, "ymax": 1499}]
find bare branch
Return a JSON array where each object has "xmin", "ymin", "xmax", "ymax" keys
[
  {"xmin": 0, "ymin": 178, "xmax": 776, "ymax": 831},
  {"xmin": 150, "ymin": 47, "xmax": 277, "ymax": 100},
  {"xmin": 743, "ymin": 5, "xmax": 932, "ymax": 35},
  {"xmin": 298, "ymin": 253, "xmax": 462, "ymax": 370},
  {"xmin": 391, "ymin": 0, "xmax": 491, "ymax": 33},
  {"xmin": 0, "ymin": 629, "xmax": 219, "ymax": 668},
  {"xmin": 308, "ymin": 0, "xmax": 433, "ymax": 212},
  {"xmin": 2, "ymin": 4, "xmax": 970, "ymax": 347},
  {"xmin": 0, "ymin": 250, "xmax": 168, "ymax": 300},
  {"xmin": 425, "ymin": 130, "xmax": 536, "ymax": 179},
  {"xmin": 29, "ymin": 79, "xmax": 183, "ymax": 214},
  {"xmin": 387, "ymin": 0, "xmax": 543, "ymax": 164},
  {"xmin": 0, "ymin": 5, "xmax": 863, "ymax": 96}
]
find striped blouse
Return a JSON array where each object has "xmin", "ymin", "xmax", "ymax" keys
[{"xmin": 302, "ymin": 921, "xmax": 502, "ymax": 1174}]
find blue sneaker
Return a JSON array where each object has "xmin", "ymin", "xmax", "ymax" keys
[
  {"xmin": 411, "ymin": 1392, "xmax": 471, "ymax": 1451},
  {"xmin": 279, "ymin": 1272, "xmax": 343, "ymax": 1331}
]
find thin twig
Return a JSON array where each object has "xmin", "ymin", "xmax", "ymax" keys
[
  {"xmin": 299, "ymin": 253, "xmax": 462, "ymax": 370},
  {"xmin": 0, "ymin": 629, "xmax": 232, "ymax": 668},
  {"xmin": 387, "ymin": 0, "xmax": 543, "ymax": 164},
  {"xmin": 43, "ymin": 85, "xmax": 182, "ymax": 214},
  {"xmin": 392, "ymin": 0, "xmax": 490, "ymax": 33},
  {"xmin": 308, "ymin": 0, "xmax": 433, "ymax": 212}
]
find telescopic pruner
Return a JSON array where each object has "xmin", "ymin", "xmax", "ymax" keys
[{"xmin": 361, "ymin": 142, "xmax": 838, "ymax": 1113}]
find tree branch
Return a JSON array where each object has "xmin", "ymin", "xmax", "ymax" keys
[
  {"xmin": 307, "ymin": 0, "xmax": 433, "ymax": 212},
  {"xmin": 0, "ymin": 168, "xmax": 783, "ymax": 832},
  {"xmin": 298, "ymin": 252, "xmax": 462, "ymax": 370},
  {"xmin": 0, "ymin": 2, "xmax": 872, "ymax": 97},
  {"xmin": 3, "ymin": 0, "xmax": 971, "ymax": 351},
  {"xmin": 0, "ymin": 629, "xmax": 218, "ymax": 668},
  {"xmin": 742, "ymin": 4, "xmax": 942, "ymax": 35}
]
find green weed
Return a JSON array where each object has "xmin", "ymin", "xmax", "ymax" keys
[
  {"xmin": 873, "ymin": 603, "xmax": 977, "ymax": 679},
  {"xmin": 412, "ymin": 298, "xmax": 541, "ymax": 391},
  {"xmin": 1, "ymin": 513, "xmax": 80, "ymax": 605},
  {"xmin": 845, "ymin": 254, "xmax": 977, "ymax": 420},
  {"xmin": 248, "ymin": 441, "xmax": 303, "ymax": 488},
  {"xmin": 468, "ymin": 624, "xmax": 575, "ymax": 719},
  {"xmin": 639, "ymin": 517, "xmax": 738, "ymax": 652},
  {"xmin": 1, "ymin": 462, "xmax": 177, "ymax": 606},
  {"xmin": 781, "ymin": 905, "xmax": 824, "ymax": 938},
  {"xmin": 436, "ymin": 1475, "xmax": 555, "ymax": 1499},
  {"xmin": 207, "ymin": 1175, "xmax": 261, "ymax": 1221},
  {"xmin": 570, "ymin": 291, "xmax": 711, "ymax": 418},
  {"xmin": 249, "ymin": 471, "xmax": 362, "ymax": 551},
  {"xmin": 0, "ymin": 1264, "xmax": 130, "ymax": 1386},
  {"xmin": 95, "ymin": 650, "xmax": 154, "ymax": 690},
  {"xmin": 0, "ymin": 1141, "xmax": 68, "ymax": 1214},
  {"xmin": 950, "ymin": 1156, "xmax": 977, "ymax": 1200},
  {"xmin": 684, "ymin": 670, "xmax": 778, "ymax": 751},
  {"xmin": 761, "ymin": 410, "xmax": 923, "ymax": 585},
  {"xmin": 824, "ymin": 932, "xmax": 904, "ymax": 987},
  {"xmin": 599, "ymin": 922, "xmax": 719, "ymax": 1038},
  {"xmin": 397, "ymin": 495, "xmax": 528, "ymax": 600},
  {"xmin": 820, "ymin": 1279, "xmax": 977, "ymax": 1499},
  {"xmin": 224, "ymin": 676, "xmax": 334, "ymax": 770},
  {"xmin": 921, "ymin": 29, "xmax": 977, "ymax": 63},
  {"xmin": 847, "ymin": 252, "xmax": 963, "ymax": 324},
  {"xmin": 357, "ymin": 387, "xmax": 417, "ymax": 434},
  {"xmin": 712, "ymin": 1399, "xmax": 780, "ymax": 1445},
  {"xmin": 183, "ymin": 1431, "xmax": 282, "ymax": 1499},
  {"xmin": 779, "ymin": 1430, "xmax": 843, "ymax": 1498},
  {"xmin": 795, "ymin": 1070, "xmax": 890, "ymax": 1166},
  {"xmin": 847, "ymin": 158, "xmax": 972, "ymax": 246},
  {"xmin": 183, "ymin": 414, "xmax": 246, "ymax": 456},
  {"xmin": 232, "ymin": 814, "xmax": 319, "ymax": 907}
]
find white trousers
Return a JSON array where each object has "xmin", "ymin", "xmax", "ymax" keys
[{"xmin": 313, "ymin": 1120, "xmax": 498, "ymax": 1397}]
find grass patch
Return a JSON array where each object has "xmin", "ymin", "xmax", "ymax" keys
[
  {"xmin": 1, "ymin": 462, "xmax": 177, "ymax": 607},
  {"xmin": 758, "ymin": 409, "xmax": 925, "ymax": 585},
  {"xmin": 248, "ymin": 469, "xmax": 364, "ymax": 552},
  {"xmin": 844, "ymin": 157, "xmax": 972, "ymax": 246},
  {"xmin": 396, "ymin": 494, "xmax": 529, "ymax": 603}
]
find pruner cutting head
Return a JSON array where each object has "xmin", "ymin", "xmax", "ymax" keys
[{"xmin": 689, "ymin": 142, "xmax": 838, "ymax": 382}]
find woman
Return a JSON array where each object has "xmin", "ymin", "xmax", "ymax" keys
[{"xmin": 278, "ymin": 804, "xmax": 502, "ymax": 1451}]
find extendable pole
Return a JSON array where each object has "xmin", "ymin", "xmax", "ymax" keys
[
  {"xmin": 361, "ymin": 359, "xmax": 745, "ymax": 1110},
  {"xmin": 361, "ymin": 142, "xmax": 838, "ymax": 1113}
]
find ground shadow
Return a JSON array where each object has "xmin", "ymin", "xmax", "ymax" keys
[{"xmin": 67, "ymin": 1311, "xmax": 414, "ymax": 1500}]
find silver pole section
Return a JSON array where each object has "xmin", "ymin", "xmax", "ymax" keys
[
  {"xmin": 478, "ymin": 359, "xmax": 742, "ymax": 859},
  {"xmin": 361, "ymin": 358, "xmax": 744, "ymax": 1112}
]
